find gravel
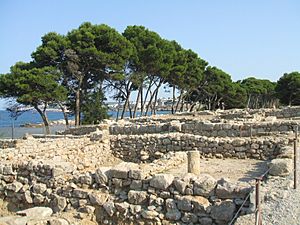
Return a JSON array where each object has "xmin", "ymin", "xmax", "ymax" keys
[
  {"xmin": 260, "ymin": 173, "xmax": 300, "ymax": 225},
  {"xmin": 235, "ymin": 171, "xmax": 299, "ymax": 225}
]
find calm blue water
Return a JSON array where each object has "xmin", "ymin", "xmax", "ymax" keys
[
  {"xmin": 0, "ymin": 110, "xmax": 171, "ymax": 128},
  {"xmin": 0, "ymin": 110, "xmax": 171, "ymax": 138},
  {"xmin": 0, "ymin": 110, "xmax": 73, "ymax": 128}
]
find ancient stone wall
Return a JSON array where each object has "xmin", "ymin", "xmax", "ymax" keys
[
  {"xmin": 265, "ymin": 106, "xmax": 300, "ymax": 118},
  {"xmin": 0, "ymin": 106, "xmax": 298, "ymax": 224},
  {"xmin": 0, "ymin": 131, "xmax": 111, "ymax": 172},
  {"xmin": 181, "ymin": 121, "xmax": 297, "ymax": 137},
  {"xmin": 0, "ymin": 139, "xmax": 18, "ymax": 149},
  {"xmin": 56, "ymin": 126, "xmax": 99, "ymax": 135},
  {"xmin": 110, "ymin": 133, "xmax": 291, "ymax": 162},
  {"xmin": 109, "ymin": 120, "xmax": 298, "ymax": 137},
  {"xmin": 0, "ymin": 124, "xmax": 292, "ymax": 164},
  {"xmin": 0, "ymin": 161, "xmax": 254, "ymax": 225}
]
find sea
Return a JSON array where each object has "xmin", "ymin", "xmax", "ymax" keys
[{"xmin": 0, "ymin": 110, "xmax": 171, "ymax": 139}]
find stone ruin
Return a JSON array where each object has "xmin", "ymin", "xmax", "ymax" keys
[{"xmin": 0, "ymin": 106, "xmax": 298, "ymax": 225}]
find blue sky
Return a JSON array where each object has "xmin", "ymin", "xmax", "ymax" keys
[{"xmin": 0, "ymin": 0, "xmax": 300, "ymax": 108}]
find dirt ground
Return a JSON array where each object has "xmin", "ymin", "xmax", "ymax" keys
[{"xmin": 163, "ymin": 158, "xmax": 269, "ymax": 185}]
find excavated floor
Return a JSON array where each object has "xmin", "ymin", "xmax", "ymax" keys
[{"xmin": 163, "ymin": 157, "xmax": 269, "ymax": 184}]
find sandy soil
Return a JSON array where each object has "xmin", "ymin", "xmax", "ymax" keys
[{"xmin": 163, "ymin": 158, "xmax": 269, "ymax": 184}]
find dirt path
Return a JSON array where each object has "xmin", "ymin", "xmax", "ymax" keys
[{"xmin": 163, "ymin": 158, "xmax": 269, "ymax": 184}]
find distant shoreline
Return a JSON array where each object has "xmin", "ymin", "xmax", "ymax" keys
[{"xmin": 0, "ymin": 110, "xmax": 172, "ymax": 130}]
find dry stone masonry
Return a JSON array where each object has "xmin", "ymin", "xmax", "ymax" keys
[
  {"xmin": 111, "ymin": 134, "xmax": 292, "ymax": 162},
  {"xmin": 0, "ymin": 106, "xmax": 298, "ymax": 224},
  {"xmin": 0, "ymin": 160, "xmax": 255, "ymax": 225}
]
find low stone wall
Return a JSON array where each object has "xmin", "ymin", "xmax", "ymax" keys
[
  {"xmin": 108, "ymin": 120, "xmax": 298, "ymax": 137},
  {"xmin": 110, "ymin": 133, "xmax": 291, "ymax": 162},
  {"xmin": 0, "ymin": 131, "xmax": 111, "ymax": 172},
  {"xmin": 56, "ymin": 124, "xmax": 109, "ymax": 136},
  {"xmin": 56, "ymin": 126, "xmax": 99, "ymax": 135},
  {"xmin": 0, "ymin": 139, "xmax": 18, "ymax": 149},
  {"xmin": 265, "ymin": 106, "xmax": 300, "ymax": 118},
  {"xmin": 109, "ymin": 121, "xmax": 181, "ymax": 135},
  {"xmin": 181, "ymin": 121, "xmax": 298, "ymax": 137},
  {"xmin": 0, "ymin": 161, "xmax": 254, "ymax": 225}
]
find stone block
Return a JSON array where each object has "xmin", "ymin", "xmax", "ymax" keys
[
  {"xmin": 141, "ymin": 209, "xmax": 159, "ymax": 219},
  {"xmin": 193, "ymin": 174, "xmax": 217, "ymax": 197},
  {"xmin": 32, "ymin": 183, "xmax": 47, "ymax": 194},
  {"xmin": 72, "ymin": 188, "xmax": 89, "ymax": 199},
  {"xmin": 50, "ymin": 194, "xmax": 67, "ymax": 213},
  {"xmin": 232, "ymin": 139, "xmax": 245, "ymax": 147},
  {"xmin": 269, "ymin": 158, "xmax": 292, "ymax": 176},
  {"xmin": 165, "ymin": 198, "xmax": 177, "ymax": 211},
  {"xmin": 23, "ymin": 190, "xmax": 33, "ymax": 204},
  {"xmin": 130, "ymin": 180, "xmax": 143, "ymax": 190},
  {"xmin": 165, "ymin": 209, "xmax": 181, "ymax": 221},
  {"xmin": 5, "ymin": 181, "xmax": 23, "ymax": 192},
  {"xmin": 173, "ymin": 179, "xmax": 188, "ymax": 194},
  {"xmin": 49, "ymin": 218, "xmax": 69, "ymax": 225},
  {"xmin": 88, "ymin": 192, "xmax": 109, "ymax": 206},
  {"xmin": 109, "ymin": 162, "xmax": 139, "ymax": 179},
  {"xmin": 181, "ymin": 212, "xmax": 198, "ymax": 223},
  {"xmin": 103, "ymin": 201, "xmax": 115, "ymax": 217},
  {"xmin": 115, "ymin": 202, "xmax": 130, "ymax": 213},
  {"xmin": 150, "ymin": 174, "xmax": 174, "ymax": 190},
  {"xmin": 78, "ymin": 173, "xmax": 93, "ymax": 185},
  {"xmin": 17, "ymin": 207, "xmax": 53, "ymax": 218},
  {"xmin": 128, "ymin": 190, "xmax": 148, "ymax": 205},
  {"xmin": 191, "ymin": 196, "xmax": 210, "ymax": 213},
  {"xmin": 94, "ymin": 167, "xmax": 110, "ymax": 184},
  {"xmin": 3, "ymin": 165, "xmax": 13, "ymax": 175},
  {"xmin": 32, "ymin": 193, "xmax": 45, "ymax": 204},
  {"xmin": 198, "ymin": 217, "xmax": 213, "ymax": 225},
  {"xmin": 129, "ymin": 169, "xmax": 143, "ymax": 180},
  {"xmin": 210, "ymin": 200, "xmax": 235, "ymax": 223},
  {"xmin": 216, "ymin": 178, "xmax": 252, "ymax": 199},
  {"xmin": 78, "ymin": 205, "xmax": 95, "ymax": 214},
  {"xmin": 177, "ymin": 196, "xmax": 193, "ymax": 211}
]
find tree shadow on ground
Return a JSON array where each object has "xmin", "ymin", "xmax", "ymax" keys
[{"xmin": 238, "ymin": 160, "xmax": 269, "ymax": 183}]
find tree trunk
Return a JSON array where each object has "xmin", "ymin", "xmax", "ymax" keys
[
  {"xmin": 246, "ymin": 94, "xmax": 251, "ymax": 109},
  {"xmin": 121, "ymin": 91, "xmax": 131, "ymax": 119},
  {"xmin": 34, "ymin": 106, "xmax": 50, "ymax": 135},
  {"xmin": 153, "ymin": 87, "xmax": 160, "ymax": 115},
  {"xmin": 128, "ymin": 102, "xmax": 133, "ymax": 118},
  {"xmin": 212, "ymin": 94, "xmax": 219, "ymax": 110},
  {"xmin": 145, "ymin": 82, "xmax": 161, "ymax": 116},
  {"xmin": 116, "ymin": 99, "xmax": 121, "ymax": 122},
  {"xmin": 145, "ymin": 89, "xmax": 154, "ymax": 116},
  {"xmin": 11, "ymin": 119, "xmax": 15, "ymax": 140},
  {"xmin": 180, "ymin": 94, "xmax": 185, "ymax": 112},
  {"xmin": 255, "ymin": 96, "xmax": 259, "ymax": 109},
  {"xmin": 75, "ymin": 89, "xmax": 80, "ymax": 127},
  {"xmin": 58, "ymin": 102, "xmax": 69, "ymax": 128},
  {"xmin": 141, "ymin": 82, "xmax": 152, "ymax": 116},
  {"xmin": 172, "ymin": 86, "xmax": 176, "ymax": 114},
  {"xmin": 208, "ymin": 97, "xmax": 211, "ymax": 110},
  {"xmin": 175, "ymin": 91, "xmax": 183, "ymax": 113},
  {"xmin": 145, "ymin": 89, "xmax": 156, "ymax": 116},
  {"xmin": 189, "ymin": 103, "xmax": 197, "ymax": 112},
  {"xmin": 133, "ymin": 87, "xmax": 142, "ymax": 118}
]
